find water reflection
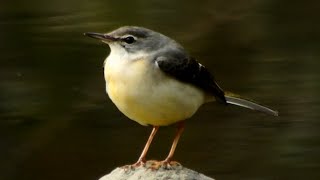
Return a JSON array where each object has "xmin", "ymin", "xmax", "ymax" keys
[{"xmin": 1, "ymin": 0, "xmax": 319, "ymax": 180}]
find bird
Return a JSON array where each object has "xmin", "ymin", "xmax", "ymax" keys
[{"xmin": 84, "ymin": 26, "xmax": 278, "ymax": 167}]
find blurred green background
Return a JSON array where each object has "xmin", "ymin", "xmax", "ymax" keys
[{"xmin": 1, "ymin": 0, "xmax": 319, "ymax": 180}]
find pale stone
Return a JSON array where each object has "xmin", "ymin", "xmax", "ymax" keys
[{"xmin": 99, "ymin": 160, "xmax": 214, "ymax": 180}]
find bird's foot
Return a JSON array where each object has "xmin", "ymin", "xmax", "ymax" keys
[
  {"xmin": 121, "ymin": 159, "xmax": 146, "ymax": 170},
  {"xmin": 148, "ymin": 159, "xmax": 181, "ymax": 170}
]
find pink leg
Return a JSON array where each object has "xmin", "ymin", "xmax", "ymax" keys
[
  {"xmin": 162, "ymin": 121, "xmax": 185, "ymax": 163},
  {"xmin": 132, "ymin": 126, "xmax": 159, "ymax": 167}
]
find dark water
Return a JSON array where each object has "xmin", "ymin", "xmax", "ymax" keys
[{"xmin": 1, "ymin": 0, "xmax": 320, "ymax": 180}]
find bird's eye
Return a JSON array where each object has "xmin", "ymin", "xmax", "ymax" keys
[{"xmin": 123, "ymin": 36, "xmax": 135, "ymax": 44}]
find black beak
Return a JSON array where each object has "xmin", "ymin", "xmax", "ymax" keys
[{"xmin": 84, "ymin": 32, "xmax": 117, "ymax": 41}]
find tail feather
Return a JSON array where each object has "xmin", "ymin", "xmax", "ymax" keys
[{"xmin": 225, "ymin": 94, "xmax": 278, "ymax": 116}]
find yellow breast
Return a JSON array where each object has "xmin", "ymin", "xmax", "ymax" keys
[{"xmin": 104, "ymin": 56, "xmax": 205, "ymax": 126}]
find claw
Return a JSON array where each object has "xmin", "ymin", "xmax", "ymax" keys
[
  {"xmin": 121, "ymin": 159, "xmax": 146, "ymax": 170},
  {"xmin": 161, "ymin": 160, "xmax": 181, "ymax": 169},
  {"xmin": 132, "ymin": 159, "xmax": 146, "ymax": 167},
  {"xmin": 147, "ymin": 160, "xmax": 181, "ymax": 170}
]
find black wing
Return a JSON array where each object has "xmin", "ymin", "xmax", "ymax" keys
[{"xmin": 155, "ymin": 53, "xmax": 226, "ymax": 104}]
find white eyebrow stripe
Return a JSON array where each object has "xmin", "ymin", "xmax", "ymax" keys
[{"xmin": 122, "ymin": 35, "xmax": 138, "ymax": 40}]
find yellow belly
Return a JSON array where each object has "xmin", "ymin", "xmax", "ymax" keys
[{"xmin": 105, "ymin": 57, "xmax": 205, "ymax": 126}]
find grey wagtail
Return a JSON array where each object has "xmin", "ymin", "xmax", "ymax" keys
[{"xmin": 84, "ymin": 26, "xmax": 278, "ymax": 167}]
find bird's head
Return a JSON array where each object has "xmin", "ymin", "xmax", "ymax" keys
[{"xmin": 84, "ymin": 26, "xmax": 177, "ymax": 58}]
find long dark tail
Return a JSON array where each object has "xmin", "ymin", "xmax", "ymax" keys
[{"xmin": 224, "ymin": 92, "xmax": 278, "ymax": 116}]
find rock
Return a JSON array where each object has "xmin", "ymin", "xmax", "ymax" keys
[{"xmin": 99, "ymin": 160, "xmax": 214, "ymax": 180}]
